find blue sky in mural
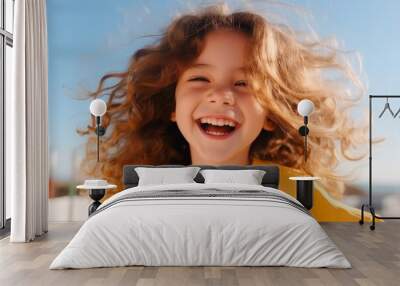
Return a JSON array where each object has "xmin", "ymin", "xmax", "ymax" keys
[{"xmin": 47, "ymin": 0, "xmax": 400, "ymax": 187}]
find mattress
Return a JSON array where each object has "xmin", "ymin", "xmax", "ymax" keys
[{"xmin": 50, "ymin": 183, "xmax": 351, "ymax": 269}]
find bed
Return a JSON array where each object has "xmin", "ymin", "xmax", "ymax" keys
[{"xmin": 49, "ymin": 165, "xmax": 350, "ymax": 269}]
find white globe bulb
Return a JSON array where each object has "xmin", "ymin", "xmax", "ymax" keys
[
  {"xmin": 297, "ymin": 99, "xmax": 314, "ymax": 116},
  {"xmin": 90, "ymin": 99, "xmax": 107, "ymax": 117}
]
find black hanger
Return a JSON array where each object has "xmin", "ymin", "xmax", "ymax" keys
[
  {"xmin": 394, "ymin": 106, "xmax": 400, "ymax": 118},
  {"xmin": 378, "ymin": 97, "xmax": 395, "ymax": 118}
]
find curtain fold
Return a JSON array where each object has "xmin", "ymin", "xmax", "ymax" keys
[{"xmin": 7, "ymin": 0, "xmax": 49, "ymax": 242}]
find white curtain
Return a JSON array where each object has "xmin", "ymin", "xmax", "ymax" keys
[{"xmin": 6, "ymin": 0, "xmax": 49, "ymax": 242}]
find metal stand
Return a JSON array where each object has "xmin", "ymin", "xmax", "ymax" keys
[
  {"xmin": 360, "ymin": 95, "xmax": 400, "ymax": 230},
  {"xmin": 88, "ymin": 188, "xmax": 105, "ymax": 216}
]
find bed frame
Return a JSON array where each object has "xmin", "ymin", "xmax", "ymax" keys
[{"xmin": 122, "ymin": 165, "xmax": 280, "ymax": 189}]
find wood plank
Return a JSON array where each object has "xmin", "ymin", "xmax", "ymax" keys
[{"xmin": 0, "ymin": 222, "xmax": 399, "ymax": 285}]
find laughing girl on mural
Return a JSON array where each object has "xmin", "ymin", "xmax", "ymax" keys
[{"xmin": 78, "ymin": 4, "xmax": 369, "ymax": 221}]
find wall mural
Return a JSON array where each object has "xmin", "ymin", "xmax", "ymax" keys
[{"xmin": 47, "ymin": 0, "xmax": 400, "ymax": 221}]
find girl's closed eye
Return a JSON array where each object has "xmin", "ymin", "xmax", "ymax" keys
[
  {"xmin": 188, "ymin": 76, "xmax": 210, "ymax": 82},
  {"xmin": 235, "ymin": 80, "xmax": 248, "ymax": 87}
]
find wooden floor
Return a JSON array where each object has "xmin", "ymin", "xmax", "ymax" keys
[{"xmin": 0, "ymin": 222, "xmax": 399, "ymax": 286}]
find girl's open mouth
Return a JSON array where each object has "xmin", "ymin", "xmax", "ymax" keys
[{"xmin": 196, "ymin": 117, "xmax": 239, "ymax": 139}]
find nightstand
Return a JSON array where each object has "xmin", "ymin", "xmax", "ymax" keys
[
  {"xmin": 77, "ymin": 179, "xmax": 117, "ymax": 216},
  {"xmin": 289, "ymin": 176, "xmax": 320, "ymax": 210}
]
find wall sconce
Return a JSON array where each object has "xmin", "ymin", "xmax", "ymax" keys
[
  {"xmin": 89, "ymin": 99, "xmax": 107, "ymax": 162},
  {"xmin": 297, "ymin": 99, "xmax": 315, "ymax": 163}
]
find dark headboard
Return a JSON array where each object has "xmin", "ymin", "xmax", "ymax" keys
[{"xmin": 123, "ymin": 165, "xmax": 280, "ymax": 189}]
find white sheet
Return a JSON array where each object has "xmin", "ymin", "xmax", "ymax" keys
[{"xmin": 50, "ymin": 183, "xmax": 350, "ymax": 269}]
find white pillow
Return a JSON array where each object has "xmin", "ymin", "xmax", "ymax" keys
[
  {"xmin": 135, "ymin": 167, "xmax": 201, "ymax": 186},
  {"xmin": 200, "ymin": 169, "xmax": 266, "ymax": 185}
]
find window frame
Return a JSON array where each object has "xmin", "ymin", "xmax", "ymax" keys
[{"xmin": 0, "ymin": 0, "xmax": 13, "ymax": 235}]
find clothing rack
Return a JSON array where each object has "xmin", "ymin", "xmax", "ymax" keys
[{"xmin": 360, "ymin": 95, "xmax": 400, "ymax": 230}]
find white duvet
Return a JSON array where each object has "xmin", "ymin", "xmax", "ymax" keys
[{"xmin": 50, "ymin": 183, "xmax": 351, "ymax": 269}]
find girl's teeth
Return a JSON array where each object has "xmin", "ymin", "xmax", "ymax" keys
[
  {"xmin": 206, "ymin": 130, "xmax": 226, "ymax": 136},
  {"xmin": 199, "ymin": 117, "xmax": 236, "ymax": 127}
]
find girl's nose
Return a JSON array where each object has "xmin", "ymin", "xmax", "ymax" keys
[{"xmin": 207, "ymin": 88, "xmax": 235, "ymax": 106}]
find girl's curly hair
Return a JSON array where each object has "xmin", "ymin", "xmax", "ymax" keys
[{"xmin": 78, "ymin": 4, "xmax": 367, "ymax": 199}]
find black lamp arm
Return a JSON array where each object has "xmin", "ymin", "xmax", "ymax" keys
[
  {"xmin": 94, "ymin": 116, "xmax": 106, "ymax": 162},
  {"xmin": 95, "ymin": 116, "xmax": 106, "ymax": 136},
  {"xmin": 298, "ymin": 116, "xmax": 309, "ymax": 163}
]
